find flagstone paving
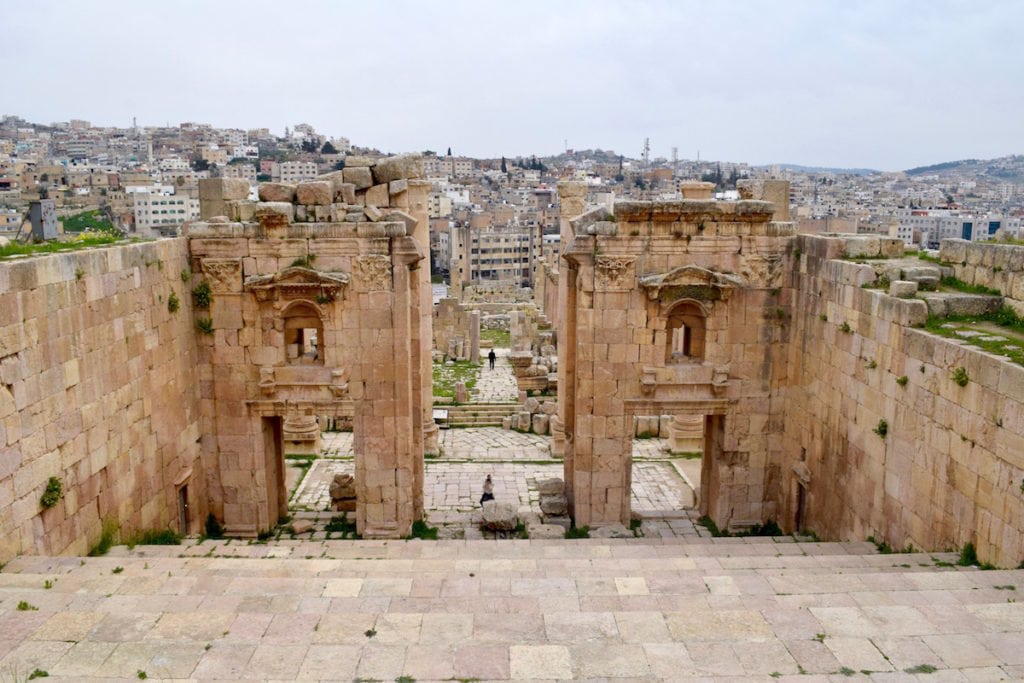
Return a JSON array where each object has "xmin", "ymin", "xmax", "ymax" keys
[
  {"xmin": 300, "ymin": 429, "xmax": 700, "ymax": 538},
  {"xmin": 1, "ymin": 538, "xmax": 1021, "ymax": 681}
]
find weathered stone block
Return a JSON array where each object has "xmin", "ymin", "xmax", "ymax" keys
[
  {"xmin": 258, "ymin": 182, "xmax": 296, "ymax": 203},
  {"xmin": 536, "ymin": 478, "xmax": 564, "ymax": 496},
  {"xmin": 532, "ymin": 413, "xmax": 549, "ymax": 435},
  {"xmin": 200, "ymin": 177, "xmax": 250, "ymax": 201},
  {"xmin": 343, "ymin": 166, "xmax": 373, "ymax": 190},
  {"xmin": 365, "ymin": 183, "xmax": 390, "ymax": 207},
  {"xmin": 481, "ymin": 501, "xmax": 518, "ymax": 531},
  {"xmin": 295, "ymin": 181, "xmax": 334, "ymax": 206},
  {"xmin": 372, "ymin": 154, "xmax": 423, "ymax": 184},
  {"xmin": 889, "ymin": 280, "xmax": 918, "ymax": 298},
  {"xmin": 539, "ymin": 493, "xmax": 567, "ymax": 516}
]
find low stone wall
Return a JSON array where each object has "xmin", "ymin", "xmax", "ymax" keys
[
  {"xmin": 940, "ymin": 238, "xmax": 1024, "ymax": 314},
  {"xmin": 782, "ymin": 234, "xmax": 1024, "ymax": 566},
  {"xmin": 0, "ymin": 239, "xmax": 205, "ymax": 563}
]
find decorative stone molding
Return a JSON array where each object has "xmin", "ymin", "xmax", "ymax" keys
[
  {"xmin": 594, "ymin": 256, "xmax": 636, "ymax": 290},
  {"xmin": 353, "ymin": 255, "xmax": 392, "ymax": 290},
  {"xmin": 202, "ymin": 259, "xmax": 243, "ymax": 293},
  {"xmin": 639, "ymin": 265, "xmax": 745, "ymax": 302},
  {"xmin": 244, "ymin": 266, "xmax": 349, "ymax": 302}
]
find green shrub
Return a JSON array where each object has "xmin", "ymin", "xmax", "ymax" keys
[
  {"xmin": 17, "ymin": 600, "xmax": 38, "ymax": 611},
  {"xmin": 951, "ymin": 366, "xmax": 969, "ymax": 387},
  {"xmin": 408, "ymin": 519, "xmax": 439, "ymax": 540},
  {"xmin": 839, "ymin": 321, "xmax": 851, "ymax": 333},
  {"xmin": 191, "ymin": 281, "xmax": 212, "ymax": 309},
  {"xmin": 88, "ymin": 519, "xmax": 119, "ymax": 556},
  {"xmin": 167, "ymin": 292, "xmax": 180, "ymax": 313},
  {"xmin": 873, "ymin": 419, "xmax": 888, "ymax": 438},
  {"xmin": 896, "ymin": 375, "xmax": 908, "ymax": 387},
  {"xmin": 129, "ymin": 529, "xmax": 181, "ymax": 547},
  {"xmin": 196, "ymin": 317, "xmax": 214, "ymax": 334},
  {"xmin": 40, "ymin": 477, "xmax": 63, "ymax": 509}
]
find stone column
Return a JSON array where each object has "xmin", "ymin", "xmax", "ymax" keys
[
  {"xmin": 408, "ymin": 180, "xmax": 439, "ymax": 456},
  {"xmin": 469, "ymin": 310, "xmax": 481, "ymax": 365},
  {"xmin": 668, "ymin": 414, "xmax": 704, "ymax": 454},
  {"xmin": 555, "ymin": 182, "xmax": 587, "ymax": 483}
]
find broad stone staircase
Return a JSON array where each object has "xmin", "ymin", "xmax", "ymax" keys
[
  {"xmin": 2, "ymin": 537, "xmax": 1022, "ymax": 680},
  {"xmin": 443, "ymin": 401, "xmax": 520, "ymax": 428}
]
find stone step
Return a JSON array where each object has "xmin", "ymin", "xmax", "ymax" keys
[
  {"xmin": 8, "ymin": 536, "xmax": 931, "ymax": 562},
  {"xmin": 2, "ymin": 540, "xmax": 1018, "ymax": 680}
]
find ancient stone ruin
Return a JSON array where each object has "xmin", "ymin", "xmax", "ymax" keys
[{"xmin": 2, "ymin": 168, "xmax": 1024, "ymax": 569}]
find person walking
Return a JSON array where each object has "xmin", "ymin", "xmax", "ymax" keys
[
  {"xmin": 488, "ymin": 349, "xmax": 496, "ymax": 370},
  {"xmin": 480, "ymin": 474, "xmax": 494, "ymax": 505}
]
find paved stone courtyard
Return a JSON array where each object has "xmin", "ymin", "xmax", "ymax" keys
[
  {"xmin": 2, "ymin": 538, "xmax": 1022, "ymax": 681},
  {"xmin": 293, "ymin": 428, "xmax": 702, "ymax": 539}
]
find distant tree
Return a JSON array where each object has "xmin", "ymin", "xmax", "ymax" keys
[
  {"xmin": 301, "ymin": 139, "xmax": 318, "ymax": 153},
  {"xmin": 423, "ymin": 150, "xmax": 436, "ymax": 157},
  {"xmin": 614, "ymin": 173, "xmax": 624, "ymax": 182},
  {"xmin": 501, "ymin": 156, "xmax": 507, "ymax": 173},
  {"xmin": 446, "ymin": 147, "xmax": 452, "ymax": 157},
  {"xmin": 192, "ymin": 158, "xmax": 210, "ymax": 172},
  {"xmin": 332, "ymin": 159, "xmax": 345, "ymax": 171},
  {"xmin": 256, "ymin": 173, "xmax": 271, "ymax": 182},
  {"xmin": 321, "ymin": 141, "xmax": 338, "ymax": 155}
]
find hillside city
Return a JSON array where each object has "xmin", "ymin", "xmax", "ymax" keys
[{"xmin": 2, "ymin": 114, "xmax": 1022, "ymax": 284}]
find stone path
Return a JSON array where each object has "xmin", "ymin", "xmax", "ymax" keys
[
  {"xmin": 2, "ymin": 538, "xmax": 1021, "ymax": 681},
  {"xmin": 471, "ymin": 346, "xmax": 520, "ymax": 403},
  {"xmin": 302, "ymin": 429, "xmax": 701, "ymax": 538}
]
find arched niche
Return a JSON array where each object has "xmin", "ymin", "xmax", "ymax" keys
[{"xmin": 282, "ymin": 300, "xmax": 324, "ymax": 365}]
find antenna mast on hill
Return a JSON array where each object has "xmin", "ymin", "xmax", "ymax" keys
[
  {"xmin": 671, "ymin": 146, "xmax": 678, "ymax": 175},
  {"xmin": 642, "ymin": 137, "xmax": 650, "ymax": 166}
]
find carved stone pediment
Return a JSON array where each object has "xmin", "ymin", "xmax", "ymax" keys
[
  {"xmin": 639, "ymin": 265, "xmax": 745, "ymax": 302},
  {"xmin": 244, "ymin": 266, "xmax": 349, "ymax": 302}
]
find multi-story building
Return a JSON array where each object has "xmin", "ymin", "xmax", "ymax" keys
[
  {"xmin": 222, "ymin": 164, "xmax": 257, "ymax": 184},
  {"xmin": 449, "ymin": 223, "xmax": 542, "ymax": 288},
  {"xmin": 274, "ymin": 161, "xmax": 318, "ymax": 183},
  {"xmin": 133, "ymin": 191, "xmax": 200, "ymax": 234}
]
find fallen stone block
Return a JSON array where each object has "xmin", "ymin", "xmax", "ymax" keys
[
  {"xmin": 539, "ymin": 493, "xmax": 567, "ymax": 516},
  {"xmin": 481, "ymin": 501, "xmax": 518, "ymax": 531},
  {"xmin": 536, "ymin": 478, "xmax": 564, "ymax": 496},
  {"xmin": 528, "ymin": 523, "xmax": 565, "ymax": 539},
  {"xmin": 590, "ymin": 524, "xmax": 634, "ymax": 539}
]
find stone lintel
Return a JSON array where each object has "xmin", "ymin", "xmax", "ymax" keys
[{"xmin": 638, "ymin": 264, "xmax": 747, "ymax": 301}]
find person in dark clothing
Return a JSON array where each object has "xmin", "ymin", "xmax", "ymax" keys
[
  {"xmin": 480, "ymin": 474, "xmax": 494, "ymax": 505},
  {"xmin": 488, "ymin": 349, "xmax": 496, "ymax": 370}
]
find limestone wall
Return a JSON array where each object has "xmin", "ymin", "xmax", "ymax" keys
[
  {"xmin": 783, "ymin": 235, "xmax": 1024, "ymax": 566},
  {"xmin": 940, "ymin": 238, "xmax": 1024, "ymax": 314},
  {"xmin": 0, "ymin": 239, "xmax": 205, "ymax": 563}
]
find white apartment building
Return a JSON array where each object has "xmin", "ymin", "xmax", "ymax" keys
[
  {"xmin": 449, "ymin": 223, "xmax": 541, "ymax": 288},
  {"xmin": 133, "ymin": 192, "xmax": 200, "ymax": 233},
  {"xmin": 894, "ymin": 208, "xmax": 1022, "ymax": 248},
  {"xmin": 158, "ymin": 157, "xmax": 190, "ymax": 172},
  {"xmin": 274, "ymin": 161, "xmax": 318, "ymax": 183}
]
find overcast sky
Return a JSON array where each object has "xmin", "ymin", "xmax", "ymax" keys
[{"xmin": 6, "ymin": 0, "xmax": 1022, "ymax": 170}]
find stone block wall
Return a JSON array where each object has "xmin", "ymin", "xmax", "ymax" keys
[
  {"xmin": 0, "ymin": 240, "xmax": 205, "ymax": 564},
  {"xmin": 782, "ymin": 234, "xmax": 1024, "ymax": 566},
  {"xmin": 558, "ymin": 191, "xmax": 795, "ymax": 529},
  {"xmin": 940, "ymin": 238, "xmax": 1024, "ymax": 314}
]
